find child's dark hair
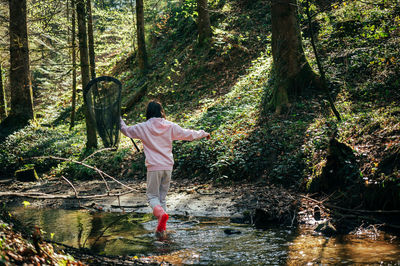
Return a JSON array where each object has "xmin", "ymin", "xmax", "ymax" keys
[{"xmin": 146, "ymin": 100, "xmax": 166, "ymax": 120}]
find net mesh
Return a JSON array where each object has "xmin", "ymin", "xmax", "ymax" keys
[{"xmin": 84, "ymin": 76, "xmax": 122, "ymax": 148}]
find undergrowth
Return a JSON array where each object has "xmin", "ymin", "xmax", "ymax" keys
[{"xmin": 0, "ymin": 0, "xmax": 399, "ymax": 196}]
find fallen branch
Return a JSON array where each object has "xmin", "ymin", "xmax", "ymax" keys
[
  {"xmin": 0, "ymin": 190, "xmax": 134, "ymax": 200},
  {"xmin": 61, "ymin": 175, "xmax": 78, "ymax": 198},
  {"xmin": 32, "ymin": 156, "xmax": 134, "ymax": 191},
  {"xmin": 82, "ymin": 147, "xmax": 116, "ymax": 162}
]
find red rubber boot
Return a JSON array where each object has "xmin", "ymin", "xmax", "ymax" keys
[{"xmin": 153, "ymin": 205, "xmax": 169, "ymax": 232}]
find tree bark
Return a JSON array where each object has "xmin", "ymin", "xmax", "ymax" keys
[
  {"xmin": 268, "ymin": 0, "xmax": 319, "ymax": 114},
  {"xmin": 197, "ymin": 0, "xmax": 212, "ymax": 46},
  {"xmin": 76, "ymin": 0, "xmax": 97, "ymax": 148},
  {"xmin": 136, "ymin": 0, "xmax": 148, "ymax": 73},
  {"xmin": 70, "ymin": 0, "xmax": 77, "ymax": 129},
  {"xmin": 87, "ymin": 0, "xmax": 96, "ymax": 79},
  {"xmin": 0, "ymin": 64, "xmax": 7, "ymax": 120},
  {"xmin": 8, "ymin": 0, "xmax": 34, "ymax": 123}
]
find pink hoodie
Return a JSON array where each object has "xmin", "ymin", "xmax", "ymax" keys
[{"xmin": 120, "ymin": 117, "xmax": 208, "ymax": 171}]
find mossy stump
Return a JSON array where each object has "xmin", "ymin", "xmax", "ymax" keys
[
  {"xmin": 307, "ymin": 137, "xmax": 361, "ymax": 193},
  {"xmin": 15, "ymin": 167, "xmax": 39, "ymax": 182}
]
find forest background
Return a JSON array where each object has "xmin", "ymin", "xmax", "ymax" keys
[{"xmin": 0, "ymin": 0, "xmax": 399, "ymax": 233}]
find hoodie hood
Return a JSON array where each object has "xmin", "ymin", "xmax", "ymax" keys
[{"xmin": 146, "ymin": 118, "xmax": 172, "ymax": 136}]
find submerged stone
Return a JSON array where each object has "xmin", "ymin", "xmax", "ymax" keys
[{"xmin": 224, "ymin": 228, "xmax": 241, "ymax": 235}]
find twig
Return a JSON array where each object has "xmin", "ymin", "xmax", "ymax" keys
[
  {"xmin": 82, "ymin": 147, "xmax": 116, "ymax": 162},
  {"xmin": 98, "ymin": 172, "xmax": 111, "ymax": 193},
  {"xmin": 61, "ymin": 175, "xmax": 78, "ymax": 198}
]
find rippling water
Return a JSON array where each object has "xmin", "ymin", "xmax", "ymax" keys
[{"xmin": 12, "ymin": 208, "xmax": 400, "ymax": 265}]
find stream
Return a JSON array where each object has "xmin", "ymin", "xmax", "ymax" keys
[{"xmin": 11, "ymin": 207, "xmax": 400, "ymax": 265}]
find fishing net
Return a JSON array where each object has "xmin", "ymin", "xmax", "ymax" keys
[{"xmin": 84, "ymin": 76, "xmax": 122, "ymax": 148}]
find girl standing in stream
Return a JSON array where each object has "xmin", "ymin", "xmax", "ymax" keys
[{"xmin": 120, "ymin": 100, "xmax": 210, "ymax": 234}]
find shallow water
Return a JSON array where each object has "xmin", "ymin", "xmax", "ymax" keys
[{"xmin": 11, "ymin": 208, "xmax": 400, "ymax": 265}]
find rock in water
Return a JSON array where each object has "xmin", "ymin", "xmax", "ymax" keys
[
  {"xmin": 224, "ymin": 228, "xmax": 241, "ymax": 235},
  {"xmin": 315, "ymin": 220, "xmax": 337, "ymax": 237}
]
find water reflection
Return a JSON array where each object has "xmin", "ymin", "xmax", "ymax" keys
[
  {"xmin": 287, "ymin": 231, "xmax": 400, "ymax": 264},
  {"xmin": 11, "ymin": 208, "xmax": 400, "ymax": 264}
]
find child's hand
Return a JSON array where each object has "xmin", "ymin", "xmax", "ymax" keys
[{"xmin": 205, "ymin": 133, "xmax": 211, "ymax": 140}]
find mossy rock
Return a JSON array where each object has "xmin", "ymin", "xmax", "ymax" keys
[{"xmin": 15, "ymin": 167, "xmax": 39, "ymax": 182}]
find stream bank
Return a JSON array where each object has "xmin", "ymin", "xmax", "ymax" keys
[{"xmin": 1, "ymin": 177, "xmax": 400, "ymax": 265}]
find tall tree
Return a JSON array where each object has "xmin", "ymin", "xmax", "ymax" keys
[
  {"xmin": 76, "ymin": 0, "xmax": 97, "ymax": 148},
  {"xmin": 197, "ymin": 0, "xmax": 212, "ymax": 45},
  {"xmin": 8, "ymin": 0, "xmax": 34, "ymax": 123},
  {"xmin": 136, "ymin": 0, "xmax": 148, "ymax": 72},
  {"xmin": 87, "ymin": 0, "xmax": 96, "ymax": 79},
  {"xmin": 268, "ymin": 0, "xmax": 320, "ymax": 114},
  {"xmin": 70, "ymin": 0, "xmax": 77, "ymax": 129},
  {"xmin": 0, "ymin": 63, "xmax": 7, "ymax": 120}
]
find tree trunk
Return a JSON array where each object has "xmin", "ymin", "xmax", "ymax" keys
[
  {"xmin": 268, "ymin": 0, "xmax": 319, "ymax": 114},
  {"xmin": 136, "ymin": 0, "xmax": 148, "ymax": 73},
  {"xmin": 197, "ymin": 0, "xmax": 212, "ymax": 46},
  {"xmin": 8, "ymin": 0, "xmax": 34, "ymax": 123},
  {"xmin": 76, "ymin": 0, "xmax": 97, "ymax": 148},
  {"xmin": 70, "ymin": 0, "xmax": 77, "ymax": 129},
  {"xmin": 129, "ymin": 0, "xmax": 137, "ymax": 53},
  {"xmin": 0, "ymin": 64, "xmax": 7, "ymax": 120},
  {"xmin": 87, "ymin": 0, "xmax": 96, "ymax": 79}
]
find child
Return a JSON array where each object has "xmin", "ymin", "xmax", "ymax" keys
[{"xmin": 120, "ymin": 100, "xmax": 210, "ymax": 233}]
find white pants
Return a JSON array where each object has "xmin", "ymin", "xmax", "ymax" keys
[{"xmin": 146, "ymin": 170, "xmax": 172, "ymax": 211}]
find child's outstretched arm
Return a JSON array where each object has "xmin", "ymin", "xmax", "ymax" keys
[
  {"xmin": 120, "ymin": 117, "xmax": 140, "ymax": 139},
  {"xmin": 171, "ymin": 123, "xmax": 210, "ymax": 141}
]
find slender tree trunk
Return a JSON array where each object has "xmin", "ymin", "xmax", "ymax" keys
[
  {"xmin": 87, "ymin": 0, "xmax": 96, "ymax": 79},
  {"xmin": 9, "ymin": 0, "xmax": 34, "ymax": 123},
  {"xmin": 70, "ymin": 0, "xmax": 77, "ymax": 129},
  {"xmin": 67, "ymin": 0, "xmax": 70, "ymax": 45},
  {"xmin": 0, "ymin": 64, "xmax": 7, "ymax": 119},
  {"xmin": 305, "ymin": 0, "xmax": 341, "ymax": 121},
  {"xmin": 76, "ymin": 0, "xmax": 97, "ymax": 148},
  {"xmin": 268, "ymin": 0, "xmax": 320, "ymax": 114},
  {"xmin": 136, "ymin": 0, "xmax": 148, "ymax": 73},
  {"xmin": 129, "ymin": 0, "xmax": 137, "ymax": 53},
  {"xmin": 197, "ymin": 0, "xmax": 212, "ymax": 46}
]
